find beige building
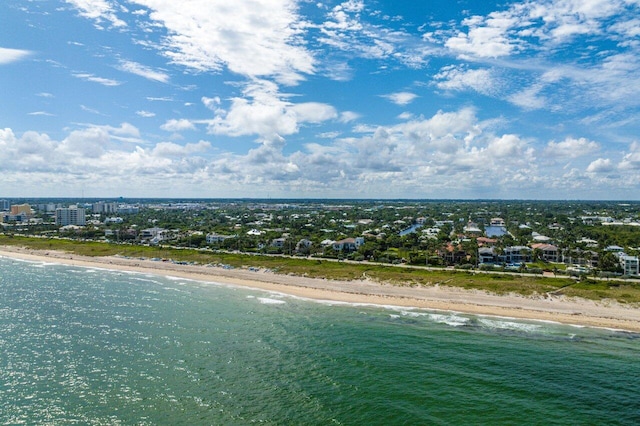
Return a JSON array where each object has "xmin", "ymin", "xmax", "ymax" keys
[{"xmin": 10, "ymin": 204, "xmax": 32, "ymax": 215}]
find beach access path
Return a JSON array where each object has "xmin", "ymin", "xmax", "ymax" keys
[{"xmin": 1, "ymin": 245, "xmax": 640, "ymax": 332}]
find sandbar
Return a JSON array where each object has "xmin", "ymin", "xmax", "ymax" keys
[{"xmin": 1, "ymin": 245, "xmax": 640, "ymax": 332}]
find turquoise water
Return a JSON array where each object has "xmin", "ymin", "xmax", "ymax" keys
[{"xmin": 1, "ymin": 257, "xmax": 639, "ymax": 425}]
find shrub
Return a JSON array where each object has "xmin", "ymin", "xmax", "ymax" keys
[{"xmin": 456, "ymin": 263, "xmax": 474, "ymax": 270}]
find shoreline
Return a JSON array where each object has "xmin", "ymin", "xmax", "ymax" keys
[{"xmin": 2, "ymin": 246, "xmax": 640, "ymax": 332}]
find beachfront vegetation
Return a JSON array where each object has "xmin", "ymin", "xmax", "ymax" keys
[{"xmin": 2, "ymin": 234, "xmax": 640, "ymax": 303}]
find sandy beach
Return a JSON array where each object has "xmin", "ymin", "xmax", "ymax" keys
[{"xmin": 1, "ymin": 245, "xmax": 640, "ymax": 332}]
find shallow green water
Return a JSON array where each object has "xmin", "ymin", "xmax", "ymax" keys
[{"xmin": 1, "ymin": 256, "xmax": 639, "ymax": 425}]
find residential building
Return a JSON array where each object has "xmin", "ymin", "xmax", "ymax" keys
[
  {"xmin": 93, "ymin": 202, "xmax": 119, "ymax": 214},
  {"xmin": 320, "ymin": 239, "xmax": 335, "ymax": 247},
  {"xmin": 463, "ymin": 222, "xmax": 482, "ymax": 235},
  {"xmin": 421, "ymin": 227, "xmax": 440, "ymax": 238},
  {"xmin": 140, "ymin": 227, "xmax": 169, "ymax": 244},
  {"xmin": 55, "ymin": 206, "xmax": 86, "ymax": 226},
  {"xmin": 295, "ymin": 239, "xmax": 313, "ymax": 252},
  {"xmin": 501, "ymin": 246, "xmax": 532, "ymax": 264},
  {"xmin": 2, "ymin": 213, "xmax": 29, "ymax": 223},
  {"xmin": 586, "ymin": 251, "xmax": 600, "ymax": 268},
  {"xmin": 332, "ymin": 237, "xmax": 364, "ymax": 252},
  {"xmin": 531, "ymin": 243, "xmax": 559, "ymax": 262},
  {"xmin": 117, "ymin": 205, "xmax": 140, "ymax": 214},
  {"xmin": 434, "ymin": 220, "xmax": 454, "ymax": 227},
  {"xmin": 476, "ymin": 237, "xmax": 497, "ymax": 246},
  {"xmin": 490, "ymin": 218, "xmax": 505, "ymax": 227},
  {"xmin": 35, "ymin": 203, "xmax": 57, "ymax": 213},
  {"xmin": 478, "ymin": 247, "xmax": 497, "ymax": 264},
  {"xmin": 206, "ymin": 233, "xmax": 235, "ymax": 244},
  {"xmin": 578, "ymin": 238, "xmax": 599, "ymax": 248},
  {"xmin": 271, "ymin": 237, "xmax": 287, "ymax": 248},
  {"xmin": 438, "ymin": 243, "xmax": 468, "ymax": 265},
  {"xmin": 532, "ymin": 233, "xmax": 552, "ymax": 243},
  {"xmin": 617, "ymin": 253, "xmax": 639, "ymax": 276},
  {"xmin": 11, "ymin": 204, "xmax": 32, "ymax": 216}
]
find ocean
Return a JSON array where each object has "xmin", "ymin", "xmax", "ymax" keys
[{"xmin": 1, "ymin": 256, "xmax": 639, "ymax": 425}]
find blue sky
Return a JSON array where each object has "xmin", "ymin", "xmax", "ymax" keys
[{"xmin": 1, "ymin": 0, "xmax": 640, "ymax": 199}]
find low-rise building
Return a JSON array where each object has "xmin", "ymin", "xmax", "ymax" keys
[
  {"xmin": 140, "ymin": 227, "xmax": 168, "ymax": 244},
  {"xmin": 478, "ymin": 247, "xmax": 497, "ymax": 264},
  {"xmin": 206, "ymin": 233, "xmax": 235, "ymax": 244},
  {"xmin": 438, "ymin": 243, "xmax": 468, "ymax": 265},
  {"xmin": 271, "ymin": 237, "xmax": 287, "ymax": 248},
  {"xmin": 332, "ymin": 237, "xmax": 365, "ymax": 252},
  {"xmin": 617, "ymin": 253, "xmax": 639, "ymax": 276},
  {"xmin": 501, "ymin": 246, "xmax": 532, "ymax": 264},
  {"xmin": 2, "ymin": 212, "xmax": 30, "ymax": 223},
  {"xmin": 295, "ymin": 239, "xmax": 313, "ymax": 252},
  {"xmin": 490, "ymin": 218, "xmax": 505, "ymax": 227},
  {"xmin": 476, "ymin": 237, "xmax": 497, "ymax": 246},
  {"xmin": 531, "ymin": 243, "xmax": 559, "ymax": 262}
]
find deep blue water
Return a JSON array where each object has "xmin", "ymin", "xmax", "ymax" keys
[{"xmin": 1, "ymin": 256, "xmax": 639, "ymax": 425}]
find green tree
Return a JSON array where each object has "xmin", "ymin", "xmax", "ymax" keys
[{"xmin": 599, "ymin": 251, "xmax": 622, "ymax": 273}]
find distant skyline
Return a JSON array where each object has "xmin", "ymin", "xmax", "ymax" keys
[{"xmin": 1, "ymin": 0, "xmax": 640, "ymax": 199}]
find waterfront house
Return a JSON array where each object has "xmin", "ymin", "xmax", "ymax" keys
[
  {"xmin": 332, "ymin": 237, "xmax": 365, "ymax": 252},
  {"xmin": 490, "ymin": 218, "xmax": 505, "ymax": 227},
  {"xmin": 295, "ymin": 239, "xmax": 313, "ymax": 253},
  {"xmin": 438, "ymin": 243, "xmax": 468, "ymax": 265},
  {"xmin": 478, "ymin": 247, "xmax": 497, "ymax": 264},
  {"xmin": 618, "ymin": 254, "xmax": 640, "ymax": 276},
  {"xmin": 206, "ymin": 233, "xmax": 235, "ymax": 244},
  {"xmin": 530, "ymin": 243, "xmax": 559, "ymax": 262},
  {"xmin": 271, "ymin": 237, "xmax": 287, "ymax": 248},
  {"xmin": 501, "ymin": 246, "xmax": 532, "ymax": 264}
]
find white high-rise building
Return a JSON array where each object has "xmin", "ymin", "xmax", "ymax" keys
[
  {"xmin": 55, "ymin": 206, "xmax": 86, "ymax": 226},
  {"xmin": 92, "ymin": 202, "xmax": 118, "ymax": 214}
]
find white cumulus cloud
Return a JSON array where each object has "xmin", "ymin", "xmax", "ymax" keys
[
  {"xmin": 130, "ymin": 0, "xmax": 315, "ymax": 85},
  {"xmin": 65, "ymin": 0, "xmax": 127, "ymax": 28},
  {"xmin": 433, "ymin": 66, "xmax": 497, "ymax": 95},
  {"xmin": 381, "ymin": 92, "xmax": 418, "ymax": 106},
  {"xmin": 136, "ymin": 110, "xmax": 156, "ymax": 118},
  {"xmin": 161, "ymin": 119, "xmax": 196, "ymax": 132},
  {"xmin": 544, "ymin": 137, "xmax": 599, "ymax": 158},
  {"xmin": 586, "ymin": 158, "xmax": 613, "ymax": 173},
  {"xmin": 206, "ymin": 80, "xmax": 337, "ymax": 142}
]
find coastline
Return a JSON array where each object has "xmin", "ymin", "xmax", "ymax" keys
[{"xmin": 2, "ymin": 245, "xmax": 640, "ymax": 332}]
